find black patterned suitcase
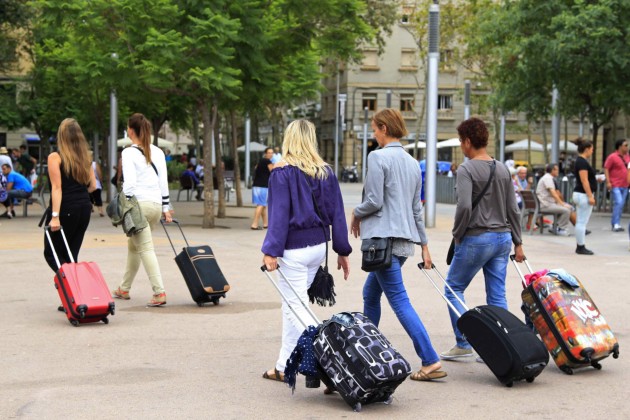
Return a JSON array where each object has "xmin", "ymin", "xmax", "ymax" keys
[
  {"xmin": 261, "ymin": 266, "xmax": 410, "ymax": 412},
  {"xmin": 313, "ymin": 312, "xmax": 411, "ymax": 410},
  {"xmin": 161, "ymin": 220, "xmax": 230, "ymax": 306}
]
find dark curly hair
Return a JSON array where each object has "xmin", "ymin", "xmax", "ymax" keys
[{"xmin": 457, "ymin": 117, "xmax": 488, "ymax": 149}]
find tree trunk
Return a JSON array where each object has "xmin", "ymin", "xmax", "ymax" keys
[
  {"xmin": 591, "ymin": 122, "xmax": 600, "ymax": 167},
  {"xmin": 200, "ymin": 100, "xmax": 215, "ymax": 228},
  {"xmin": 192, "ymin": 108, "xmax": 201, "ymax": 161},
  {"xmin": 215, "ymin": 111, "xmax": 226, "ymax": 218},
  {"xmin": 540, "ymin": 119, "xmax": 549, "ymax": 164},
  {"xmin": 151, "ymin": 116, "xmax": 166, "ymax": 147},
  {"xmin": 230, "ymin": 110, "xmax": 243, "ymax": 207},
  {"xmin": 526, "ymin": 121, "xmax": 532, "ymax": 169}
]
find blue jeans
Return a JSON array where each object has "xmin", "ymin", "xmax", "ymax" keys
[
  {"xmin": 610, "ymin": 187, "xmax": 628, "ymax": 227},
  {"xmin": 445, "ymin": 232, "xmax": 512, "ymax": 349},
  {"xmin": 363, "ymin": 256, "xmax": 440, "ymax": 366},
  {"xmin": 572, "ymin": 192, "xmax": 593, "ymax": 246}
]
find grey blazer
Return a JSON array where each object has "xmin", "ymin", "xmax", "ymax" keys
[{"xmin": 354, "ymin": 142, "xmax": 428, "ymax": 245}]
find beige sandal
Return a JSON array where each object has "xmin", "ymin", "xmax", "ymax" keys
[{"xmin": 410, "ymin": 369, "xmax": 447, "ymax": 381}]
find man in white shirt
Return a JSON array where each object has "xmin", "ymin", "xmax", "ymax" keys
[
  {"xmin": 0, "ymin": 147, "xmax": 12, "ymax": 170},
  {"xmin": 536, "ymin": 163, "xmax": 575, "ymax": 236}
]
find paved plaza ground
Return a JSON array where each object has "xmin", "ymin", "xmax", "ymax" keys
[{"xmin": 0, "ymin": 182, "xmax": 628, "ymax": 419}]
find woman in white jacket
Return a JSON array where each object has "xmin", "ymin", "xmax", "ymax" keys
[{"xmin": 112, "ymin": 113, "xmax": 172, "ymax": 306}]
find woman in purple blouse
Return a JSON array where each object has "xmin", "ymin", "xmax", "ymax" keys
[{"xmin": 261, "ymin": 119, "xmax": 352, "ymax": 383}]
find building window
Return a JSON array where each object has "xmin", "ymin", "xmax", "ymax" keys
[
  {"xmin": 400, "ymin": 94, "xmax": 415, "ymax": 112},
  {"xmin": 362, "ymin": 93, "xmax": 377, "ymax": 112},
  {"xmin": 401, "ymin": 3, "xmax": 414, "ymax": 25},
  {"xmin": 400, "ymin": 49, "xmax": 417, "ymax": 71},
  {"xmin": 438, "ymin": 94, "xmax": 453, "ymax": 111},
  {"xmin": 361, "ymin": 48, "xmax": 379, "ymax": 71}
]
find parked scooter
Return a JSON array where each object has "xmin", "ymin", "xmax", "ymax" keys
[{"xmin": 341, "ymin": 163, "xmax": 359, "ymax": 183}]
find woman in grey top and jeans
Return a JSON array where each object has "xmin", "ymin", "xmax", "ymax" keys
[
  {"xmin": 440, "ymin": 117, "xmax": 525, "ymax": 361},
  {"xmin": 351, "ymin": 108, "xmax": 446, "ymax": 382}
]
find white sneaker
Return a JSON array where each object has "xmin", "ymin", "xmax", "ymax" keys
[
  {"xmin": 554, "ymin": 228, "xmax": 569, "ymax": 236},
  {"xmin": 440, "ymin": 345, "xmax": 473, "ymax": 360}
]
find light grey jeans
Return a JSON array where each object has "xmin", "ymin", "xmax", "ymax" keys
[
  {"xmin": 572, "ymin": 192, "xmax": 593, "ymax": 246},
  {"xmin": 119, "ymin": 201, "xmax": 165, "ymax": 295}
]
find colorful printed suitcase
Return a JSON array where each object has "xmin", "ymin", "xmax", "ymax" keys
[
  {"xmin": 511, "ymin": 257, "xmax": 619, "ymax": 374},
  {"xmin": 45, "ymin": 227, "xmax": 115, "ymax": 327}
]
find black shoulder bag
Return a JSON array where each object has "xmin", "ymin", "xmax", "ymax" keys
[
  {"xmin": 446, "ymin": 160, "xmax": 496, "ymax": 265},
  {"xmin": 307, "ymin": 188, "xmax": 336, "ymax": 307}
]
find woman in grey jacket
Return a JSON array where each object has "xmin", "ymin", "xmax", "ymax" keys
[{"xmin": 351, "ymin": 108, "xmax": 445, "ymax": 382}]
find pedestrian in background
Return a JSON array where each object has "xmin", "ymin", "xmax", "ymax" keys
[
  {"xmin": 350, "ymin": 108, "xmax": 446, "ymax": 382},
  {"xmin": 440, "ymin": 117, "xmax": 524, "ymax": 361},
  {"xmin": 89, "ymin": 151, "xmax": 104, "ymax": 217},
  {"xmin": 112, "ymin": 113, "xmax": 172, "ymax": 307},
  {"xmin": 572, "ymin": 138, "xmax": 597, "ymax": 255},
  {"xmin": 250, "ymin": 147, "xmax": 273, "ymax": 230},
  {"xmin": 43, "ymin": 118, "xmax": 96, "ymax": 275},
  {"xmin": 261, "ymin": 119, "xmax": 351, "ymax": 383},
  {"xmin": 603, "ymin": 139, "xmax": 629, "ymax": 232}
]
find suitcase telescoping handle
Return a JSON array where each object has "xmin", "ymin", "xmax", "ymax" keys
[
  {"xmin": 417, "ymin": 262, "xmax": 470, "ymax": 319},
  {"xmin": 260, "ymin": 265, "xmax": 321, "ymax": 328},
  {"xmin": 44, "ymin": 226, "xmax": 75, "ymax": 269},
  {"xmin": 160, "ymin": 219, "xmax": 190, "ymax": 256},
  {"xmin": 509, "ymin": 255, "xmax": 535, "ymax": 288}
]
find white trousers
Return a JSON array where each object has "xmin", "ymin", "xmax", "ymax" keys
[{"xmin": 275, "ymin": 243, "xmax": 326, "ymax": 372}]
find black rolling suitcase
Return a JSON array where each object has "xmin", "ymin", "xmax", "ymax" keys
[
  {"xmin": 418, "ymin": 263, "xmax": 548, "ymax": 387},
  {"xmin": 261, "ymin": 266, "xmax": 411, "ymax": 412},
  {"xmin": 161, "ymin": 220, "xmax": 230, "ymax": 306}
]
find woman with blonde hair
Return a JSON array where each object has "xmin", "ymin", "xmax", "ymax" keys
[
  {"xmin": 111, "ymin": 113, "xmax": 172, "ymax": 307},
  {"xmin": 44, "ymin": 118, "xmax": 97, "ymax": 272},
  {"xmin": 261, "ymin": 119, "xmax": 352, "ymax": 382}
]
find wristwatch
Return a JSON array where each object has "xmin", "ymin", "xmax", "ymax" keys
[{"xmin": 51, "ymin": 211, "xmax": 59, "ymax": 218}]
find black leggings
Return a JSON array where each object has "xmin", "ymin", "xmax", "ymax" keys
[{"xmin": 43, "ymin": 204, "xmax": 92, "ymax": 272}]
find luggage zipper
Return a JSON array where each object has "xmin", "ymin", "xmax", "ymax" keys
[{"xmin": 527, "ymin": 285, "xmax": 586, "ymax": 365}]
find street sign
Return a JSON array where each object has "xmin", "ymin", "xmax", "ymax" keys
[{"xmin": 338, "ymin": 93, "xmax": 347, "ymax": 102}]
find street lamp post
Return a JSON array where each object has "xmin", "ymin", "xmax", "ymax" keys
[
  {"xmin": 107, "ymin": 53, "xmax": 118, "ymax": 203},
  {"xmin": 425, "ymin": 1, "xmax": 440, "ymax": 228}
]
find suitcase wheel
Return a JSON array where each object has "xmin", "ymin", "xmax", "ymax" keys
[
  {"xmin": 197, "ymin": 302, "xmax": 204, "ymax": 307},
  {"xmin": 353, "ymin": 403, "xmax": 362, "ymax": 413},
  {"xmin": 101, "ymin": 318, "xmax": 109, "ymax": 324},
  {"xmin": 382, "ymin": 395, "xmax": 394, "ymax": 405},
  {"xmin": 212, "ymin": 297, "xmax": 221, "ymax": 306},
  {"xmin": 70, "ymin": 319, "xmax": 80, "ymax": 327},
  {"xmin": 526, "ymin": 377, "xmax": 535, "ymax": 383},
  {"xmin": 505, "ymin": 381, "xmax": 513, "ymax": 388},
  {"xmin": 560, "ymin": 366, "xmax": 573, "ymax": 375},
  {"xmin": 591, "ymin": 361, "xmax": 602, "ymax": 370}
]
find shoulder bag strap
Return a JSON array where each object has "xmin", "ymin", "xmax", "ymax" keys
[
  {"xmin": 132, "ymin": 146, "xmax": 158, "ymax": 176},
  {"xmin": 471, "ymin": 159, "xmax": 496, "ymax": 210}
]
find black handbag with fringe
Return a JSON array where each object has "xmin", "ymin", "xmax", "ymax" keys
[{"xmin": 307, "ymin": 189, "xmax": 336, "ymax": 307}]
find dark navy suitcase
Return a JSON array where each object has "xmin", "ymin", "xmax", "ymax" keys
[{"xmin": 162, "ymin": 220, "xmax": 229, "ymax": 306}]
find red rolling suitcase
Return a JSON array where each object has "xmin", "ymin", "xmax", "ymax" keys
[
  {"xmin": 511, "ymin": 257, "xmax": 619, "ymax": 374},
  {"xmin": 45, "ymin": 227, "xmax": 115, "ymax": 326}
]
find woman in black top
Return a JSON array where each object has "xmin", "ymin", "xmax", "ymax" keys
[
  {"xmin": 44, "ymin": 118, "xmax": 97, "ymax": 272},
  {"xmin": 250, "ymin": 147, "xmax": 274, "ymax": 230},
  {"xmin": 572, "ymin": 138, "xmax": 596, "ymax": 255}
]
